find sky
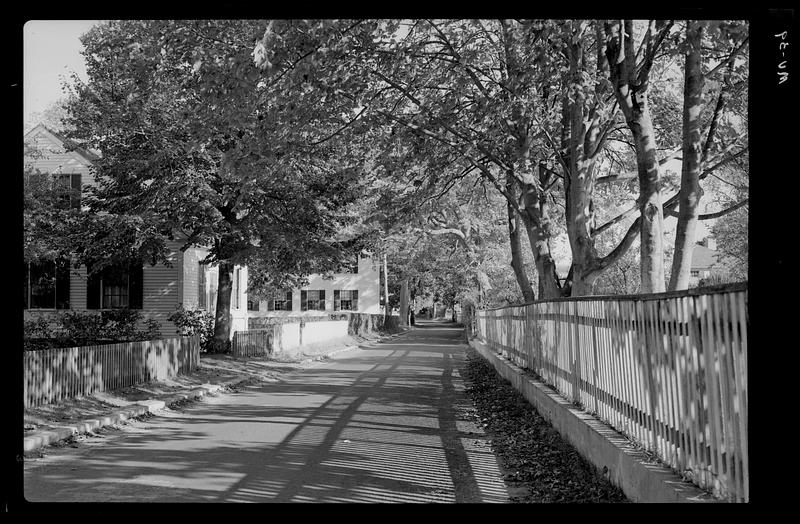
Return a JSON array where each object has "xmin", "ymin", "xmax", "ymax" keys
[{"xmin": 23, "ymin": 20, "xmax": 100, "ymax": 119}]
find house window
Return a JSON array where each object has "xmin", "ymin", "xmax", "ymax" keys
[
  {"xmin": 267, "ymin": 291, "xmax": 292, "ymax": 311},
  {"xmin": 87, "ymin": 262, "xmax": 143, "ymax": 309},
  {"xmin": 24, "ymin": 259, "xmax": 71, "ymax": 309},
  {"xmin": 26, "ymin": 172, "xmax": 81, "ymax": 209},
  {"xmin": 690, "ymin": 269, "xmax": 700, "ymax": 277},
  {"xmin": 247, "ymin": 298, "xmax": 260, "ymax": 311},
  {"xmin": 55, "ymin": 173, "xmax": 81, "ymax": 209},
  {"xmin": 334, "ymin": 289, "xmax": 359, "ymax": 311},
  {"xmin": 301, "ymin": 290, "xmax": 326, "ymax": 311},
  {"xmin": 102, "ymin": 266, "xmax": 129, "ymax": 309}
]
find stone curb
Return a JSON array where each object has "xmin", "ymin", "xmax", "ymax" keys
[{"xmin": 468, "ymin": 338, "xmax": 722, "ymax": 503}]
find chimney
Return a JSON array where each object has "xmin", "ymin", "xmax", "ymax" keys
[{"xmin": 704, "ymin": 237, "xmax": 717, "ymax": 251}]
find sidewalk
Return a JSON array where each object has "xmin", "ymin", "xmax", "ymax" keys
[{"xmin": 23, "ymin": 329, "xmax": 410, "ymax": 453}]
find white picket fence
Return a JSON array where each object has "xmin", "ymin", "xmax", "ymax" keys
[{"xmin": 476, "ymin": 284, "xmax": 748, "ymax": 502}]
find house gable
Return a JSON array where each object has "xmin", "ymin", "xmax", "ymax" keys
[{"xmin": 24, "ymin": 124, "xmax": 97, "ymax": 171}]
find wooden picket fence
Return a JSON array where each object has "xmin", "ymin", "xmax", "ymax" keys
[
  {"xmin": 231, "ymin": 329, "xmax": 273, "ymax": 357},
  {"xmin": 475, "ymin": 283, "xmax": 748, "ymax": 503},
  {"xmin": 23, "ymin": 336, "xmax": 200, "ymax": 409}
]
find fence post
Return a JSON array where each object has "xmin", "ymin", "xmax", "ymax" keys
[{"xmin": 571, "ymin": 302, "xmax": 580, "ymax": 404}]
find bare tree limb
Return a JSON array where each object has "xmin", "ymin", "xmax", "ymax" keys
[
  {"xmin": 665, "ymin": 198, "xmax": 749, "ymax": 219},
  {"xmin": 704, "ymin": 36, "xmax": 749, "ymax": 78},
  {"xmin": 596, "ymin": 149, "xmax": 682, "ymax": 184},
  {"xmin": 592, "ymin": 203, "xmax": 639, "ymax": 237}
]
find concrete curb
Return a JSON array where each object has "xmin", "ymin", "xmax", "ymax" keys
[
  {"xmin": 23, "ymin": 383, "xmax": 233, "ymax": 453},
  {"xmin": 468, "ymin": 338, "xmax": 722, "ymax": 503},
  {"xmin": 298, "ymin": 344, "xmax": 360, "ymax": 363}
]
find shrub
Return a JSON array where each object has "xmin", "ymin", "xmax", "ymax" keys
[
  {"xmin": 167, "ymin": 305, "xmax": 214, "ymax": 352},
  {"xmin": 23, "ymin": 309, "xmax": 163, "ymax": 350}
]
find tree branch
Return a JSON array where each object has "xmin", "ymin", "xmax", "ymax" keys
[
  {"xmin": 596, "ymin": 149, "xmax": 682, "ymax": 184},
  {"xmin": 592, "ymin": 203, "xmax": 638, "ymax": 237},
  {"xmin": 704, "ymin": 36, "xmax": 749, "ymax": 78},
  {"xmin": 593, "ymin": 215, "xmax": 642, "ymax": 275},
  {"xmin": 664, "ymin": 198, "xmax": 749, "ymax": 220}
]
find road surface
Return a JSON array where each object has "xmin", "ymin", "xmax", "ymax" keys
[{"xmin": 23, "ymin": 320, "xmax": 509, "ymax": 503}]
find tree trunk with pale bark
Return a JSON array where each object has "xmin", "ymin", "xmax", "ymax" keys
[
  {"xmin": 518, "ymin": 179, "xmax": 563, "ymax": 300},
  {"xmin": 631, "ymin": 108, "xmax": 666, "ymax": 293},
  {"xmin": 506, "ymin": 175, "xmax": 536, "ymax": 302},
  {"xmin": 605, "ymin": 19, "xmax": 668, "ymax": 294},
  {"xmin": 669, "ymin": 22, "xmax": 705, "ymax": 291}
]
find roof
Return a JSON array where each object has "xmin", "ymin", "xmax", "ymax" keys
[
  {"xmin": 24, "ymin": 124, "xmax": 100, "ymax": 164},
  {"xmin": 691, "ymin": 243, "xmax": 718, "ymax": 270}
]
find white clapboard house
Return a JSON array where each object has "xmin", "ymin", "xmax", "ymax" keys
[{"xmin": 23, "ymin": 124, "xmax": 381, "ymax": 338}]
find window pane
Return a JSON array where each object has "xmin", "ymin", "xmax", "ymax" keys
[
  {"xmin": 102, "ymin": 265, "xmax": 130, "ymax": 309},
  {"xmin": 29, "ymin": 261, "xmax": 56, "ymax": 308},
  {"xmin": 55, "ymin": 258, "xmax": 71, "ymax": 309},
  {"xmin": 336, "ymin": 290, "xmax": 357, "ymax": 311}
]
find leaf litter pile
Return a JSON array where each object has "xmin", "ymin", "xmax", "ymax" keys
[{"xmin": 463, "ymin": 349, "xmax": 629, "ymax": 503}]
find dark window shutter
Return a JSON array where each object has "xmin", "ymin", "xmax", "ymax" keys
[
  {"xmin": 23, "ymin": 262, "xmax": 29, "ymax": 309},
  {"xmin": 129, "ymin": 262, "xmax": 144, "ymax": 309},
  {"xmin": 319, "ymin": 289, "xmax": 326, "ymax": 311},
  {"xmin": 86, "ymin": 269, "xmax": 101, "ymax": 309},
  {"xmin": 267, "ymin": 299, "xmax": 274, "ymax": 311},
  {"xmin": 70, "ymin": 174, "xmax": 82, "ymax": 209},
  {"xmin": 285, "ymin": 291, "xmax": 292, "ymax": 311},
  {"xmin": 334, "ymin": 290, "xmax": 340, "ymax": 311},
  {"xmin": 301, "ymin": 290, "xmax": 307, "ymax": 311},
  {"xmin": 55, "ymin": 258, "xmax": 71, "ymax": 309},
  {"xmin": 352, "ymin": 290, "xmax": 358, "ymax": 312}
]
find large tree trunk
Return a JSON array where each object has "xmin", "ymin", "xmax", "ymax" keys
[
  {"xmin": 631, "ymin": 109, "xmax": 666, "ymax": 293},
  {"xmin": 564, "ymin": 59, "xmax": 601, "ymax": 297},
  {"xmin": 506, "ymin": 176, "xmax": 536, "ymax": 302},
  {"xmin": 669, "ymin": 22, "xmax": 705, "ymax": 291},
  {"xmin": 605, "ymin": 19, "xmax": 667, "ymax": 294},
  {"xmin": 565, "ymin": 165, "xmax": 600, "ymax": 296},
  {"xmin": 518, "ymin": 180, "xmax": 563, "ymax": 299},
  {"xmin": 211, "ymin": 260, "xmax": 234, "ymax": 353}
]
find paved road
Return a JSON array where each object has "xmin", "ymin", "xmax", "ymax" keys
[{"xmin": 23, "ymin": 321, "xmax": 509, "ymax": 503}]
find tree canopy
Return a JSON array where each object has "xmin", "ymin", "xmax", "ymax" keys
[{"xmin": 27, "ymin": 18, "xmax": 749, "ymax": 336}]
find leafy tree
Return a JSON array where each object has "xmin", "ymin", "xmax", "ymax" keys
[
  {"xmin": 603, "ymin": 20, "xmax": 678, "ymax": 293},
  {"xmin": 63, "ymin": 20, "xmax": 371, "ymax": 350},
  {"xmin": 356, "ymin": 19, "xmax": 681, "ymax": 300},
  {"xmin": 667, "ymin": 20, "xmax": 749, "ymax": 290}
]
